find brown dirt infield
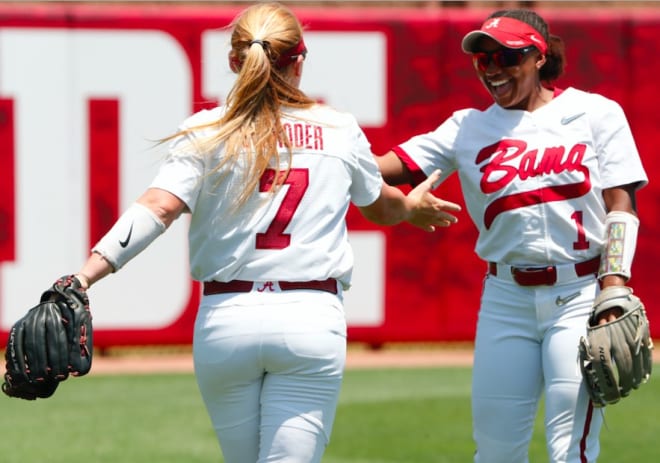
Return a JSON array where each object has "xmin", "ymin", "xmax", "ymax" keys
[
  {"xmin": 90, "ymin": 343, "xmax": 476, "ymax": 375},
  {"xmin": 87, "ymin": 340, "xmax": 660, "ymax": 375}
]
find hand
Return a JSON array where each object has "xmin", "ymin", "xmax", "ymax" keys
[
  {"xmin": 595, "ymin": 307, "xmax": 623, "ymax": 325},
  {"xmin": 596, "ymin": 277, "xmax": 627, "ymax": 325},
  {"xmin": 405, "ymin": 170, "xmax": 462, "ymax": 232}
]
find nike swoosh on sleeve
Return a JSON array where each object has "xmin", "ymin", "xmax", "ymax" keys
[
  {"xmin": 119, "ymin": 223, "xmax": 134, "ymax": 248},
  {"xmin": 560, "ymin": 112, "xmax": 586, "ymax": 125}
]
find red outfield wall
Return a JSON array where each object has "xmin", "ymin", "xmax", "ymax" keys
[{"xmin": 0, "ymin": 4, "xmax": 659, "ymax": 346}]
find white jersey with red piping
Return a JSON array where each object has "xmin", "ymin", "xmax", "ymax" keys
[
  {"xmin": 149, "ymin": 104, "xmax": 382, "ymax": 287},
  {"xmin": 393, "ymin": 87, "xmax": 647, "ymax": 265}
]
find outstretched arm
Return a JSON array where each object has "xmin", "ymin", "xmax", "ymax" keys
[
  {"xmin": 358, "ymin": 170, "xmax": 461, "ymax": 232},
  {"xmin": 376, "ymin": 150, "xmax": 415, "ymax": 186},
  {"xmin": 76, "ymin": 188, "xmax": 187, "ymax": 289}
]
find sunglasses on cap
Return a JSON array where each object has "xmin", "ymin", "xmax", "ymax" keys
[{"xmin": 472, "ymin": 46, "xmax": 537, "ymax": 72}]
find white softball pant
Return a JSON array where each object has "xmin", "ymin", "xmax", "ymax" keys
[
  {"xmin": 193, "ymin": 289, "xmax": 347, "ymax": 463},
  {"xmin": 472, "ymin": 274, "xmax": 603, "ymax": 463}
]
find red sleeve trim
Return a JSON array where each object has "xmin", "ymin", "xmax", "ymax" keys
[{"xmin": 391, "ymin": 145, "xmax": 428, "ymax": 187}]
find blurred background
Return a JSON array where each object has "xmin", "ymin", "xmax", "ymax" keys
[{"xmin": 1, "ymin": 0, "xmax": 658, "ymax": 353}]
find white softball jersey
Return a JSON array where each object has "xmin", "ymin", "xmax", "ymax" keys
[
  {"xmin": 394, "ymin": 87, "xmax": 648, "ymax": 266},
  {"xmin": 149, "ymin": 104, "xmax": 383, "ymax": 287}
]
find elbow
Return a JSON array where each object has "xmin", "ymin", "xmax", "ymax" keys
[
  {"xmin": 137, "ymin": 189, "xmax": 187, "ymax": 228},
  {"xmin": 151, "ymin": 205, "xmax": 181, "ymax": 228}
]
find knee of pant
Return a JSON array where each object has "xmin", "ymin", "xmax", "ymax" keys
[
  {"xmin": 474, "ymin": 430, "xmax": 529, "ymax": 463},
  {"xmin": 217, "ymin": 430, "xmax": 259, "ymax": 463},
  {"xmin": 260, "ymin": 425, "xmax": 328, "ymax": 463},
  {"xmin": 263, "ymin": 404, "xmax": 334, "ymax": 444}
]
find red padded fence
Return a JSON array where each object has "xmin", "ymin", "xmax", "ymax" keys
[{"xmin": 0, "ymin": 4, "xmax": 658, "ymax": 346}]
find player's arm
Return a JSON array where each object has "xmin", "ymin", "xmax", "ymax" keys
[
  {"xmin": 75, "ymin": 188, "xmax": 187, "ymax": 289},
  {"xmin": 359, "ymin": 170, "xmax": 461, "ymax": 232},
  {"xmin": 376, "ymin": 150, "xmax": 415, "ymax": 186},
  {"xmin": 596, "ymin": 183, "xmax": 641, "ymax": 324},
  {"xmin": 602, "ymin": 183, "xmax": 639, "ymax": 215}
]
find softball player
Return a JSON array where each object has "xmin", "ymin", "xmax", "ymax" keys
[
  {"xmin": 377, "ymin": 9, "xmax": 647, "ymax": 463},
  {"xmin": 67, "ymin": 3, "xmax": 460, "ymax": 463}
]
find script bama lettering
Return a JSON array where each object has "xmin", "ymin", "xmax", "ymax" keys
[
  {"xmin": 476, "ymin": 139, "xmax": 591, "ymax": 229},
  {"xmin": 477, "ymin": 139, "xmax": 588, "ymax": 193}
]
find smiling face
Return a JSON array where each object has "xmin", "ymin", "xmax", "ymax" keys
[{"xmin": 472, "ymin": 36, "xmax": 549, "ymax": 111}]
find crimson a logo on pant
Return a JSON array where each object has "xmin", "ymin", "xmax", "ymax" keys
[{"xmin": 257, "ymin": 282, "xmax": 275, "ymax": 292}]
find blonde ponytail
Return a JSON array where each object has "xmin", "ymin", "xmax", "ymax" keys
[{"xmin": 164, "ymin": 2, "xmax": 315, "ymax": 209}]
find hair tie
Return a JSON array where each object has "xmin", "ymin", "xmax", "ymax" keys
[{"xmin": 249, "ymin": 39, "xmax": 268, "ymax": 49}]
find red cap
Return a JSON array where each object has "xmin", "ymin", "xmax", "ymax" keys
[{"xmin": 461, "ymin": 17, "xmax": 547, "ymax": 54}]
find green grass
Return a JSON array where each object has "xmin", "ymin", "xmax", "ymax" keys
[{"xmin": 1, "ymin": 366, "xmax": 657, "ymax": 462}]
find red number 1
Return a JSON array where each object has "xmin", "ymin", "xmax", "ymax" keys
[
  {"xmin": 256, "ymin": 168, "xmax": 309, "ymax": 250},
  {"xmin": 571, "ymin": 210, "xmax": 590, "ymax": 250}
]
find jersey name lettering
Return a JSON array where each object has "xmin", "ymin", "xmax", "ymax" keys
[
  {"xmin": 476, "ymin": 139, "xmax": 591, "ymax": 229},
  {"xmin": 280, "ymin": 122, "xmax": 324, "ymax": 150}
]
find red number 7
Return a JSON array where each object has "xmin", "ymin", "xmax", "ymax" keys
[{"xmin": 256, "ymin": 168, "xmax": 309, "ymax": 249}]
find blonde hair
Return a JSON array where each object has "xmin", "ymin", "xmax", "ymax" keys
[{"xmin": 166, "ymin": 2, "xmax": 315, "ymax": 208}]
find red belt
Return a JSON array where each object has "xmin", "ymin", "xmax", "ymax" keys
[
  {"xmin": 488, "ymin": 256, "xmax": 600, "ymax": 286},
  {"xmin": 203, "ymin": 278, "xmax": 338, "ymax": 295}
]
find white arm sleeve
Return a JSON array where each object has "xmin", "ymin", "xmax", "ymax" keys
[{"xmin": 92, "ymin": 203, "xmax": 166, "ymax": 271}]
